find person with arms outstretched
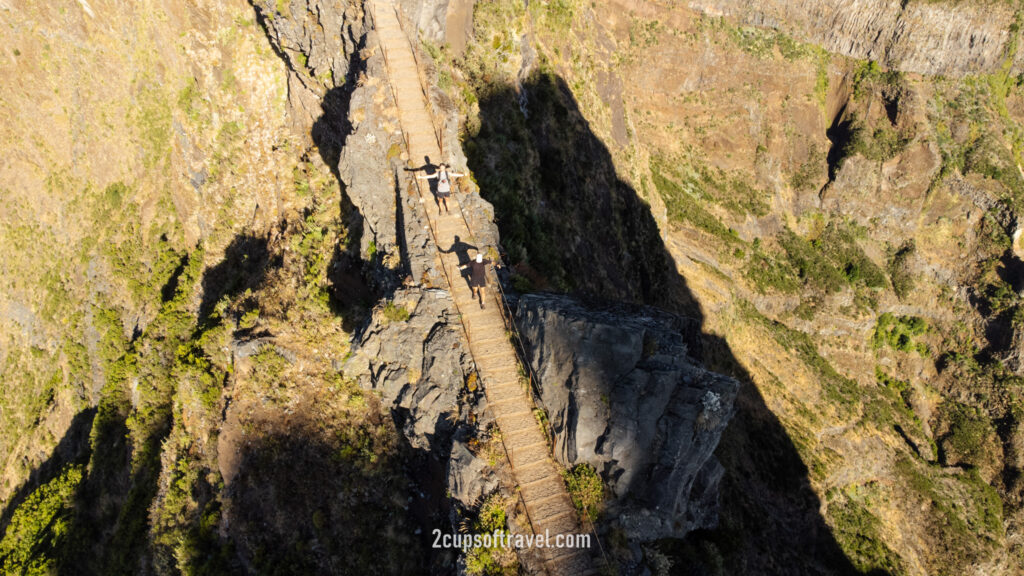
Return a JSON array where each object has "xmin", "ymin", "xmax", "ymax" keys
[{"xmin": 416, "ymin": 162, "xmax": 464, "ymax": 214}]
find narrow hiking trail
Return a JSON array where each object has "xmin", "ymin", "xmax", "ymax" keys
[{"xmin": 369, "ymin": 1, "xmax": 596, "ymax": 573}]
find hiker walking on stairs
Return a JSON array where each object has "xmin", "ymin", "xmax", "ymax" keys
[
  {"xmin": 416, "ymin": 162, "xmax": 463, "ymax": 213},
  {"xmin": 459, "ymin": 253, "xmax": 497, "ymax": 309}
]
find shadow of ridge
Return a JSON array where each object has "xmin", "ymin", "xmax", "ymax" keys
[
  {"xmin": 197, "ymin": 233, "xmax": 273, "ymax": 326},
  {"xmin": 0, "ymin": 408, "xmax": 96, "ymax": 537},
  {"xmin": 310, "ymin": 34, "xmax": 387, "ymax": 329},
  {"xmin": 467, "ymin": 70, "xmax": 867, "ymax": 574},
  {"xmin": 223, "ymin": 399, "xmax": 429, "ymax": 575}
]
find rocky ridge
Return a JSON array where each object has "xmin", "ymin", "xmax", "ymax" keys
[
  {"xmin": 516, "ymin": 294, "xmax": 739, "ymax": 540},
  {"xmin": 688, "ymin": 0, "xmax": 1023, "ymax": 77}
]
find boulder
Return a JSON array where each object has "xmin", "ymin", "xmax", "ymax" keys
[
  {"xmin": 343, "ymin": 287, "xmax": 470, "ymax": 451},
  {"xmin": 515, "ymin": 294, "xmax": 739, "ymax": 540},
  {"xmin": 447, "ymin": 439, "xmax": 499, "ymax": 507}
]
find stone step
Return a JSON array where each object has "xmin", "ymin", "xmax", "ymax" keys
[
  {"xmin": 519, "ymin": 477, "xmax": 565, "ymax": 503},
  {"xmin": 549, "ymin": 550, "xmax": 597, "ymax": 576},
  {"xmin": 486, "ymin": 384, "xmax": 521, "ymax": 403},
  {"xmin": 473, "ymin": 345, "xmax": 515, "ymax": 365},
  {"xmin": 488, "ymin": 371, "xmax": 524, "ymax": 388},
  {"xmin": 513, "ymin": 459, "xmax": 551, "ymax": 485},
  {"xmin": 528, "ymin": 495, "xmax": 575, "ymax": 524},
  {"xmin": 475, "ymin": 348, "xmax": 516, "ymax": 364},
  {"xmin": 503, "ymin": 425, "xmax": 542, "ymax": 447},
  {"xmin": 469, "ymin": 333, "xmax": 508, "ymax": 351},
  {"xmin": 507, "ymin": 443, "xmax": 550, "ymax": 468},
  {"xmin": 500, "ymin": 412, "xmax": 540, "ymax": 435},
  {"xmin": 542, "ymin": 511, "xmax": 583, "ymax": 537},
  {"xmin": 486, "ymin": 396, "xmax": 525, "ymax": 413},
  {"xmin": 536, "ymin": 509, "xmax": 577, "ymax": 529}
]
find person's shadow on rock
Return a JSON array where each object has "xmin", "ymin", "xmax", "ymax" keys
[{"xmin": 440, "ymin": 235, "xmax": 478, "ymax": 287}]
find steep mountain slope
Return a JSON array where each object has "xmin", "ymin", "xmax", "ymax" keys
[
  {"xmin": 3, "ymin": 0, "xmax": 1024, "ymax": 574},
  {"xmin": 419, "ymin": 0, "xmax": 1024, "ymax": 573},
  {"xmin": 0, "ymin": 0, "xmax": 739, "ymax": 574}
]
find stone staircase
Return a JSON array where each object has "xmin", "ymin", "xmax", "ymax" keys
[{"xmin": 369, "ymin": 1, "xmax": 596, "ymax": 574}]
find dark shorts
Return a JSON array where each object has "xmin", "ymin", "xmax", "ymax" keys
[{"xmin": 437, "ymin": 190, "xmax": 451, "ymax": 198}]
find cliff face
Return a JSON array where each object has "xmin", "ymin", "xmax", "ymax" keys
[
  {"xmin": 421, "ymin": 0, "xmax": 1024, "ymax": 573},
  {"xmin": 0, "ymin": 0, "xmax": 293, "ymax": 506},
  {"xmin": 688, "ymin": 0, "xmax": 1023, "ymax": 77},
  {"xmin": 516, "ymin": 294, "xmax": 739, "ymax": 540},
  {"xmin": 5, "ymin": 0, "xmax": 1024, "ymax": 573}
]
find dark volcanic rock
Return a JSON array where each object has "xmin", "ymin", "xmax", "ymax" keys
[
  {"xmin": 343, "ymin": 286, "xmax": 469, "ymax": 450},
  {"xmin": 515, "ymin": 293, "xmax": 739, "ymax": 540}
]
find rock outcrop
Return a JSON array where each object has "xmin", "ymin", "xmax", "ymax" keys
[
  {"xmin": 687, "ymin": 0, "xmax": 1022, "ymax": 77},
  {"xmin": 515, "ymin": 294, "xmax": 739, "ymax": 539},
  {"xmin": 249, "ymin": 0, "xmax": 366, "ymax": 129},
  {"xmin": 343, "ymin": 287, "xmax": 470, "ymax": 450}
]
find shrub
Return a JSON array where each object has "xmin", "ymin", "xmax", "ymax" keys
[
  {"xmin": 827, "ymin": 490, "xmax": 906, "ymax": 575},
  {"xmin": 381, "ymin": 301, "xmax": 410, "ymax": 323},
  {"xmin": 0, "ymin": 465, "xmax": 84, "ymax": 573},
  {"xmin": 888, "ymin": 241, "xmax": 916, "ymax": 299},
  {"xmin": 895, "ymin": 457, "xmax": 1003, "ymax": 569},
  {"xmin": 940, "ymin": 402, "xmax": 997, "ymax": 470},
  {"xmin": 871, "ymin": 313, "xmax": 929, "ymax": 355},
  {"xmin": 650, "ymin": 163, "xmax": 740, "ymax": 245},
  {"xmin": 464, "ymin": 495, "xmax": 517, "ymax": 576},
  {"xmin": 561, "ymin": 463, "xmax": 604, "ymax": 522},
  {"xmin": 744, "ymin": 246, "xmax": 802, "ymax": 294},
  {"xmin": 848, "ymin": 122, "xmax": 911, "ymax": 162},
  {"xmin": 740, "ymin": 302, "xmax": 859, "ymax": 413},
  {"xmin": 778, "ymin": 229, "xmax": 847, "ymax": 293},
  {"xmin": 790, "ymin": 146, "xmax": 821, "ymax": 191}
]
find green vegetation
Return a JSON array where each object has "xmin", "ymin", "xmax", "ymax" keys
[
  {"xmin": 536, "ymin": 0, "xmax": 574, "ymax": 33},
  {"xmin": 868, "ymin": 367, "xmax": 936, "ymax": 457},
  {"xmin": 133, "ymin": 80, "xmax": 173, "ymax": 168},
  {"xmin": 0, "ymin": 466, "xmax": 83, "ymax": 575},
  {"xmin": 293, "ymin": 215, "xmax": 331, "ymax": 307},
  {"xmin": 845, "ymin": 117, "xmax": 913, "ymax": 163},
  {"xmin": 464, "ymin": 495, "xmax": 517, "ymax": 576},
  {"xmin": 895, "ymin": 457, "xmax": 1003, "ymax": 570},
  {"xmin": 745, "ymin": 222, "xmax": 885, "ymax": 295},
  {"xmin": 649, "ymin": 161, "xmax": 741, "ymax": 244},
  {"xmin": 561, "ymin": 463, "xmax": 604, "ymax": 522},
  {"xmin": 740, "ymin": 301, "xmax": 859, "ymax": 414},
  {"xmin": 940, "ymin": 402, "xmax": 998, "ymax": 469},
  {"xmin": 851, "ymin": 60, "xmax": 902, "ymax": 101},
  {"xmin": 745, "ymin": 239, "xmax": 802, "ymax": 294},
  {"xmin": 381, "ymin": 301, "xmax": 410, "ymax": 323},
  {"xmin": 652, "ymin": 155, "xmax": 769, "ymax": 219},
  {"xmin": 628, "ymin": 18, "xmax": 662, "ymax": 49},
  {"xmin": 874, "ymin": 368, "xmax": 916, "ymax": 423},
  {"xmin": 178, "ymin": 79, "xmax": 203, "ymax": 124},
  {"xmin": 827, "ymin": 487, "xmax": 906, "ymax": 575},
  {"xmin": 887, "ymin": 240, "xmax": 916, "ymax": 300},
  {"xmin": 871, "ymin": 313, "xmax": 929, "ymax": 355},
  {"xmin": 927, "ymin": 58, "xmax": 1024, "ymax": 211},
  {"xmin": 975, "ymin": 255, "xmax": 1023, "ymax": 319},
  {"xmin": 725, "ymin": 25, "xmax": 795, "ymax": 60},
  {"xmin": 151, "ymin": 448, "xmax": 231, "ymax": 576},
  {"xmin": 790, "ymin": 145, "xmax": 821, "ymax": 191}
]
